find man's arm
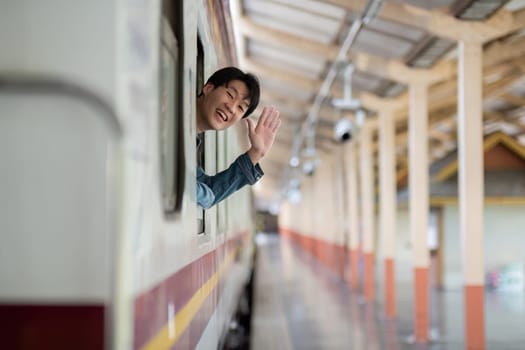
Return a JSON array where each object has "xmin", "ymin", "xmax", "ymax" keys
[
  {"xmin": 196, "ymin": 178, "xmax": 215, "ymax": 209},
  {"xmin": 196, "ymin": 153, "xmax": 263, "ymax": 208}
]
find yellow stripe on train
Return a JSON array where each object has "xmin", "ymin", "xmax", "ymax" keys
[{"xmin": 141, "ymin": 248, "xmax": 239, "ymax": 350}]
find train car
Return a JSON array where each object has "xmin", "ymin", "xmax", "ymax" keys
[{"xmin": 0, "ymin": 0, "xmax": 256, "ymax": 349}]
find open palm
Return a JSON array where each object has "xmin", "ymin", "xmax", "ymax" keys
[{"xmin": 246, "ymin": 106, "xmax": 281, "ymax": 164}]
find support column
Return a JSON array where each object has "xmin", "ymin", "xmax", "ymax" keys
[
  {"xmin": 458, "ymin": 41, "xmax": 485, "ymax": 350},
  {"xmin": 409, "ymin": 83, "xmax": 430, "ymax": 342},
  {"xmin": 360, "ymin": 123, "xmax": 375, "ymax": 301},
  {"xmin": 346, "ymin": 141, "xmax": 360, "ymax": 291},
  {"xmin": 379, "ymin": 109, "xmax": 397, "ymax": 318}
]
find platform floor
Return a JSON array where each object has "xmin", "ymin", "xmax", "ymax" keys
[{"xmin": 250, "ymin": 233, "xmax": 525, "ymax": 350}]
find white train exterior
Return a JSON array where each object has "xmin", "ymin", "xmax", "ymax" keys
[{"xmin": 0, "ymin": 1, "xmax": 256, "ymax": 349}]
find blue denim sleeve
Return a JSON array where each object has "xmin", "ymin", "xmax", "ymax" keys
[
  {"xmin": 196, "ymin": 180, "xmax": 215, "ymax": 209},
  {"xmin": 196, "ymin": 152, "xmax": 264, "ymax": 208}
]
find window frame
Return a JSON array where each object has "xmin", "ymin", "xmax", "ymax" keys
[
  {"xmin": 196, "ymin": 33, "xmax": 207, "ymax": 234},
  {"xmin": 158, "ymin": 16, "xmax": 184, "ymax": 215}
]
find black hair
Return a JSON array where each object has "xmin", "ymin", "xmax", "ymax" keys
[{"xmin": 204, "ymin": 66, "xmax": 260, "ymax": 118}]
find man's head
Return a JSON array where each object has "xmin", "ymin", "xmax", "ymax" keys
[{"xmin": 196, "ymin": 67, "xmax": 260, "ymax": 132}]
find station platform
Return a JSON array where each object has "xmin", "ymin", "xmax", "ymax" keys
[{"xmin": 250, "ymin": 233, "xmax": 525, "ymax": 350}]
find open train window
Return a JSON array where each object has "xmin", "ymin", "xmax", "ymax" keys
[
  {"xmin": 159, "ymin": 15, "xmax": 182, "ymax": 214},
  {"xmin": 196, "ymin": 34, "xmax": 206, "ymax": 234}
]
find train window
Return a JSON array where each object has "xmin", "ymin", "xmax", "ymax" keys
[
  {"xmin": 159, "ymin": 17, "xmax": 180, "ymax": 213},
  {"xmin": 196, "ymin": 34, "xmax": 206, "ymax": 234}
]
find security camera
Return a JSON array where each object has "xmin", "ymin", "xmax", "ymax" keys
[
  {"xmin": 334, "ymin": 118, "xmax": 353, "ymax": 142},
  {"xmin": 302, "ymin": 161, "xmax": 316, "ymax": 177}
]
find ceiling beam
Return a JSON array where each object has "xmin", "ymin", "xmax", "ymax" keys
[
  {"xmin": 352, "ymin": 52, "xmax": 453, "ymax": 85},
  {"xmin": 238, "ymin": 17, "xmax": 339, "ymax": 59},
  {"xmin": 239, "ymin": 16, "xmax": 444, "ymax": 84},
  {"xmin": 377, "ymin": 3, "xmax": 525, "ymax": 43},
  {"xmin": 499, "ymin": 93, "xmax": 525, "ymax": 107},
  {"xmin": 245, "ymin": 58, "xmax": 395, "ymax": 112},
  {"xmin": 261, "ymin": 90, "xmax": 351, "ymax": 120},
  {"xmin": 239, "ymin": 15, "xmax": 525, "ymax": 92},
  {"xmin": 319, "ymin": 0, "xmax": 525, "ymax": 43},
  {"xmin": 429, "ymin": 128, "xmax": 452, "ymax": 143},
  {"xmin": 484, "ymin": 36, "xmax": 525, "ymax": 68},
  {"xmin": 244, "ymin": 57, "xmax": 319, "ymax": 91},
  {"xmin": 485, "ymin": 111, "xmax": 525, "ymax": 134}
]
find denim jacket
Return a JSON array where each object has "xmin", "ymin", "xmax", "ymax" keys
[{"xmin": 196, "ymin": 136, "xmax": 264, "ymax": 209}]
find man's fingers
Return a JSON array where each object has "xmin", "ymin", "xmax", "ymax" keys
[
  {"xmin": 262, "ymin": 106, "xmax": 278, "ymax": 127},
  {"xmin": 268, "ymin": 109, "xmax": 281, "ymax": 131},
  {"xmin": 245, "ymin": 118, "xmax": 255, "ymax": 135},
  {"xmin": 256, "ymin": 105, "xmax": 280, "ymax": 131},
  {"xmin": 271, "ymin": 117, "xmax": 282, "ymax": 132},
  {"xmin": 257, "ymin": 106, "xmax": 269, "ymax": 128}
]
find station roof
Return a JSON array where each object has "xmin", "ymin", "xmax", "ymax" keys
[{"xmin": 230, "ymin": 0, "xmax": 525, "ymax": 208}]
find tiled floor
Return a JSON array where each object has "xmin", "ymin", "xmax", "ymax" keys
[{"xmin": 250, "ymin": 233, "xmax": 525, "ymax": 350}]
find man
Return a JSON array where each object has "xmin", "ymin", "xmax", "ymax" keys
[{"xmin": 196, "ymin": 67, "xmax": 281, "ymax": 209}]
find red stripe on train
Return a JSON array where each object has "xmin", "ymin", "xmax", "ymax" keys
[{"xmin": 0, "ymin": 304, "xmax": 104, "ymax": 350}]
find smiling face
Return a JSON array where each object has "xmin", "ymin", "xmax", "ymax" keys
[{"xmin": 196, "ymin": 79, "xmax": 251, "ymax": 133}]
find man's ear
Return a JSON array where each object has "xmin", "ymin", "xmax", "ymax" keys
[{"xmin": 202, "ymin": 83, "xmax": 215, "ymax": 95}]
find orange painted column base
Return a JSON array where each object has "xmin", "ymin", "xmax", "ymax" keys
[
  {"xmin": 350, "ymin": 249, "xmax": 359, "ymax": 291},
  {"xmin": 465, "ymin": 285, "xmax": 485, "ymax": 350},
  {"xmin": 364, "ymin": 253, "xmax": 374, "ymax": 300},
  {"xmin": 414, "ymin": 267, "xmax": 429, "ymax": 342},
  {"xmin": 384, "ymin": 258, "xmax": 396, "ymax": 318}
]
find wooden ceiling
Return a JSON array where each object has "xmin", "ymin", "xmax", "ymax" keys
[{"xmin": 229, "ymin": 0, "xmax": 525, "ymax": 208}]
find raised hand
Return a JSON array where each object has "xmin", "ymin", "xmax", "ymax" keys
[{"xmin": 245, "ymin": 106, "xmax": 281, "ymax": 165}]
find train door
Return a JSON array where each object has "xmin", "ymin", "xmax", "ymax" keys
[
  {"xmin": 0, "ymin": 75, "xmax": 121, "ymax": 350},
  {"xmin": 0, "ymin": 2, "xmax": 124, "ymax": 349}
]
